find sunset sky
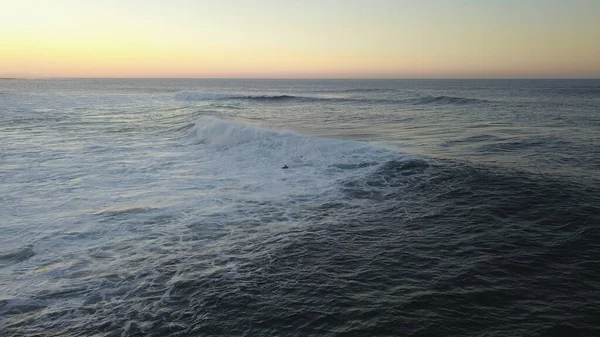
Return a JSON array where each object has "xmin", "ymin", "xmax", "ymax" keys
[{"xmin": 1, "ymin": 0, "xmax": 599, "ymax": 78}]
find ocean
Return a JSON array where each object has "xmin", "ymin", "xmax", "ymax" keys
[{"xmin": 1, "ymin": 79, "xmax": 599, "ymax": 336}]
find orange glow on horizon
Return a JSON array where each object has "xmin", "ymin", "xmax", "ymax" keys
[{"xmin": 1, "ymin": 1, "xmax": 599, "ymax": 78}]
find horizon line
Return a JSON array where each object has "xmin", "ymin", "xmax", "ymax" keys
[{"xmin": 4, "ymin": 76, "xmax": 600, "ymax": 81}]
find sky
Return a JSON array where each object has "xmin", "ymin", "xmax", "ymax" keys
[{"xmin": 1, "ymin": 0, "xmax": 599, "ymax": 78}]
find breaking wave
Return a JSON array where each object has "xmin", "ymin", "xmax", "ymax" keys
[{"xmin": 190, "ymin": 116, "xmax": 397, "ymax": 171}]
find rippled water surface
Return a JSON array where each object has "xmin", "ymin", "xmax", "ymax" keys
[{"xmin": 1, "ymin": 79, "xmax": 599, "ymax": 336}]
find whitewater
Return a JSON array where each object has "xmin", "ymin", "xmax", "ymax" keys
[{"xmin": 1, "ymin": 79, "xmax": 599, "ymax": 336}]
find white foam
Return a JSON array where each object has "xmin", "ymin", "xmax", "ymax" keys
[
  {"xmin": 189, "ymin": 116, "xmax": 395, "ymax": 206},
  {"xmin": 192, "ymin": 116, "xmax": 278, "ymax": 147}
]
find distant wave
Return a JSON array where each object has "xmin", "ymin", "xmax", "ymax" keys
[
  {"xmin": 407, "ymin": 95, "xmax": 490, "ymax": 105},
  {"xmin": 241, "ymin": 95, "xmax": 298, "ymax": 101},
  {"xmin": 335, "ymin": 88, "xmax": 397, "ymax": 93},
  {"xmin": 174, "ymin": 91, "xmax": 303, "ymax": 102},
  {"xmin": 175, "ymin": 91, "xmax": 490, "ymax": 106}
]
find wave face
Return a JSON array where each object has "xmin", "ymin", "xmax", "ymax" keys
[{"xmin": 1, "ymin": 79, "xmax": 599, "ymax": 337}]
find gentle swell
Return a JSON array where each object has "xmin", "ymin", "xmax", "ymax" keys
[
  {"xmin": 174, "ymin": 91, "xmax": 490, "ymax": 106},
  {"xmin": 0, "ymin": 245, "xmax": 35, "ymax": 263},
  {"xmin": 336, "ymin": 88, "xmax": 397, "ymax": 93},
  {"xmin": 408, "ymin": 95, "xmax": 490, "ymax": 105},
  {"xmin": 175, "ymin": 91, "xmax": 303, "ymax": 102}
]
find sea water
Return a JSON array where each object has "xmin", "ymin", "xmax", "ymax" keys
[{"xmin": 1, "ymin": 79, "xmax": 599, "ymax": 336}]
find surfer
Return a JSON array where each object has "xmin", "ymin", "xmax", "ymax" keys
[{"xmin": 282, "ymin": 165, "xmax": 288, "ymax": 169}]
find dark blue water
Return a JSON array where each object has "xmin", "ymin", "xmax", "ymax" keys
[{"xmin": 1, "ymin": 79, "xmax": 599, "ymax": 336}]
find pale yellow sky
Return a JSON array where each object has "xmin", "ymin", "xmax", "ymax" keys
[{"xmin": 1, "ymin": 0, "xmax": 599, "ymax": 78}]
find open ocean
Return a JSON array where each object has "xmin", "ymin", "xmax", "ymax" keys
[{"xmin": 1, "ymin": 79, "xmax": 599, "ymax": 337}]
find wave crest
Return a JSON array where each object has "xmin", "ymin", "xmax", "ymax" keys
[
  {"xmin": 190, "ymin": 117, "xmax": 397, "ymax": 171},
  {"xmin": 192, "ymin": 116, "xmax": 283, "ymax": 147}
]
